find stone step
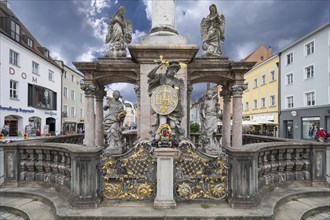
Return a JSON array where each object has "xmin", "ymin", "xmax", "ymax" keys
[
  {"xmin": 274, "ymin": 196, "xmax": 330, "ymax": 220},
  {"xmin": 0, "ymin": 197, "xmax": 55, "ymax": 220}
]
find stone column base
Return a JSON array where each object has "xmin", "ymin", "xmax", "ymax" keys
[{"xmin": 154, "ymin": 199, "xmax": 177, "ymax": 209}]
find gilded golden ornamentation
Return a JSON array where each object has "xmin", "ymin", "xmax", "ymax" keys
[
  {"xmin": 101, "ymin": 142, "xmax": 156, "ymax": 200},
  {"xmin": 175, "ymin": 141, "xmax": 228, "ymax": 200}
]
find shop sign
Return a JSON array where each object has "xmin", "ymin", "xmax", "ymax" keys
[
  {"xmin": 0, "ymin": 105, "xmax": 34, "ymax": 113},
  {"xmin": 45, "ymin": 111, "xmax": 57, "ymax": 116}
]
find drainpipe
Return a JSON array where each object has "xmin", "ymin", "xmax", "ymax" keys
[
  {"xmin": 277, "ymin": 53, "xmax": 281, "ymax": 138},
  {"xmin": 58, "ymin": 60, "xmax": 65, "ymax": 135}
]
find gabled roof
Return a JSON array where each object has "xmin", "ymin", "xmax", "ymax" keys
[{"xmin": 0, "ymin": 3, "xmax": 61, "ymax": 69}]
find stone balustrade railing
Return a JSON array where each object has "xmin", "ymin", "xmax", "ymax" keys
[
  {"xmin": 225, "ymin": 141, "xmax": 329, "ymax": 208},
  {"xmin": 0, "ymin": 134, "xmax": 328, "ymax": 209},
  {"xmin": 1, "ymin": 141, "xmax": 103, "ymax": 208}
]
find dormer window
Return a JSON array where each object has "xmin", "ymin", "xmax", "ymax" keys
[
  {"xmin": 27, "ymin": 37, "xmax": 33, "ymax": 47},
  {"xmin": 44, "ymin": 49, "xmax": 49, "ymax": 57},
  {"xmin": 10, "ymin": 20, "xmax": 20, "ymax": 42}
]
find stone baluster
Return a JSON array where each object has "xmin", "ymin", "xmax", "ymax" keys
[
  {"xmin": 58, "ymin": 151, "xmax": 66, "ymax": 186},
  {"xmin": 231, "ymin": 83, "xmax": 247, "ymax": 148},
  {"xmin": 270, "ymin": 149, "xmax": 279, "ymax": 184},
  {"xmin": 43, "ymin": 150, "xmax": 52, "ymax": 182},
  {"xmin": 302, "ymin": 148, "xmax": 311, "ymax": 180},
  {"xmin": 35, "ymin": 149, "xmax": 45, "ymax": 181},
  {"xmin": 50, "ymin": 150, "xmax": 59, "ymax": 184},
  {"xmin": 219, "ymin": 83, "xmax": 232, "ymax": 148},
  {"xmin": 19, "ymin": 149, "xmax": 28, "ymax": 181},
  {"xmin": 81, "ymin": 82, "xmax": 96, "ymax": 147},
  {"xmin": 258, "ymin": 152, "xmax": 265, "ymax": 188},
  {"xmin": 263, "ymin": 151, "xmax": 271, "ymax": 186},
  {"xmin": 277, "ymin": 149, "xmax": 286, "ymax": 182},
  {"xmin": 284, "ymin": 149, "xmax": 295, "ymax": 181},
  {"xmin": 26, "ymin": 149, "xmax": 36, "ymax": 181},
  {"xmin": 293, "ymin": 148, "xmax": 304, "ymax": 180},
  {"xmin": 64, "ymin": 153, "xmax": 71, "ymax": 189}
]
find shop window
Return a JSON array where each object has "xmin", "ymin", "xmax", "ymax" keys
[
  {"xmin": 302, "ymin": 117, "xmax": 320, "ymax": 139},
  {"xmin": 28, "ymin": 84, "xmax": 57, "ymax": 110}
]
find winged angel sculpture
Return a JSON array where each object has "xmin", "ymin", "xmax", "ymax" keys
[{"xmin": 200, "ymin": 4, "xmax": 225, "ymax": 57}]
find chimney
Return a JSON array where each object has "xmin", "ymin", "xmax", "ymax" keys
[{"xmin": 268, "ymin": 46, "xmax": 272, "ymax": 57}]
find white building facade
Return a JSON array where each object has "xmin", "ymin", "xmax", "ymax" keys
[
  {"xmin": 56, "ymin": 60, "xmax": 85, "ymax": 134},
  {"xmin": 0, "ymin": 3, "xmax": 62, "ymax": 136},
  {"xmin": 279, "ymin": 22, "xmax": 330, "ymax": 140}
]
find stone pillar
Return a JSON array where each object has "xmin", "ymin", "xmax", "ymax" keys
[
  {"xmin": 95, "ymin": 87, "xmax": 105, "ymax": 147},
  {"xmin": 81, "ymin": 83, "xmax": 96, "ymax": 147},
  {"xmin": 231, "ymin": 83, "xmax": 246, "ymax": 148},
  {"xmin": 154, "ymin": 148, "xmax": 179, "ymax": 209},
  {"xmin": 69, "ymin": 147, "xmax": 103, "ymax": 208},
  {"xmin": 220, "ymin": 84, "xmax": 232, "ymax": 148},
  {"xmin": 150, "ymin": 0, "xmax": 177, "ymax": 35},
  {"xmin": 227, "ymin": 149, "xmax": 259, "ymax": 208},
  {"xmin": 2, "ymin": 147, "xmax": 19, "ymax": 187}
]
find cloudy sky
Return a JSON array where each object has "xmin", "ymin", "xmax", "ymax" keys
[{"xmin": 8, "ymin": 0, "xmax": 330, "ymax": 102}]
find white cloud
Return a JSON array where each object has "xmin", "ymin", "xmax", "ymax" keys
[
  {"xmin": 142, "ymin": 0, "xmax": 152, "ymax": 21},
  {"xmin": 76, "ymin": 45, "xmax": 107, "ymax": 62},
  {"xmin": 235, "ymin": 42, "xmax": 259, "ymax": 60},
  {"xmin": 132, "ymin": 30, "xmax": 147, "ymax": 44}
]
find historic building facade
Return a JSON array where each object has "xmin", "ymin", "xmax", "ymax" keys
[
  {"xmin": 242, "ymin": 54, "xmax": 279, "ymax": 136},
  {"xmin": 0, "ymin": 3, "xmax": 62, "ymax": 136},
  {"xmin": 279, "ymin": 22, "xmax": 330, "ymax": 140},
  {"xmin": 56, "ymin": 60, "xmax": 85, "ymax": 134}
]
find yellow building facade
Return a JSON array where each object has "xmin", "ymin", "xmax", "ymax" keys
[{"xmin": 242, "ymin": 55, "xmax": 279, "ymax": 136}]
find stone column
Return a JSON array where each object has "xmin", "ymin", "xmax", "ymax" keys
[
  {"xmin": 154, "ymin": 148, "xmax": 179, "ymax": 209},
  {"xmin": 81, "ymin": 82, "xmax": 96, "ymax": 147},
  {"xmin": 134, "ymin": 82, "xmax": 141, "ymax": 139},
  {"xmin": 95, "ymin": 86, "xmax": 106, "ymax": 147},
  {"xmin": 220, "ymin": 84, "xmax": 232, "ymax": 148},
  {"xmin": 231, "ymin": 83, "xmax": 246, "ymax": 148},
  {"xmin": 150, "ymin": 0, "xmax": 177, "ymax": 35},
  {"xmin": 187, "ymin": 84, "xmax": 193, "ymax": 137}
]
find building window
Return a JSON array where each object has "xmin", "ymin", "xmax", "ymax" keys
[
  {"xmin": 305, "ymin": 65, "xmax": 314, "ymax": 79},
  {"xmin": 48, "ymin": 70, "xmax": 54, "ymax": 81},
  {"xmin": 27, "ymin": 38, "xmax": 33, "ymax": 47},
  {"xmin": 253, "ymin": 78, "xmax": 258, "ymax": 88},
  {"xmin": 286, "ymin": 52, "xmax": 293, "ymax": 65},
  {"xmin": 270, "ymin": 70, "xmax": 275, "ymax": 81},
  {"xmin": 71, "ymin": 75, "xmax": 74, "ymax": 82},
  {"xmin": 253, "ymin": 99, "xmax": 258, "ymax": 109},
  {"xmin": 80, "ymin": 108, "xmax": 83, "ymax": 118},
  {"xmin": 63, "ymin": 87, "xmax": 68, "ymax": 98},
  {"xmin": 10, "ymin": 80, "xmax": 18, "ymax": 99},
  {"xmin": 286, "ymin": 73, "xmax": 294, "ymax": 85},
  {"xmin": 261, "ymin": 74, "xmax": 266, "ymax": 85},
  {"xmin": 302, "ymin": 117, "xmax": 320, "ymax": 139},
  {"xmin": 9, "ymin": 49, "xmax": 19, "ymax": 66},
  {"xmin": 63, "ymin": 105, "xmax": 68, "ymax": 118},
  {"xmin": 305, "ymin": 41, "xmax": 314, "ymax": 56},
  {"xmin": 32, "ymin": 61, "xmax": 39, "ymax": 75},
  {"xmin": 261, "ymin": 97, "xmax": 266, "ymax": 108},
  {"xmin": 305, "ymin": 91, "xmax": 315, "ymax": 106},
  {"xmin": 71, "ymin": 107, "xmax": 76, "ymax": 117},
  {"xmin": 64, "ymin": 71, "xmax": 67, "ymax": 78},
  {"xmin": 80, "ymin": 93, "xmax": 83, "ymax": 102},
  {"xmin": 244, "ymin": 102, "xmax": 249, "ymax": 111},
  {"xmin": 270, "ymin": 95, "xmax": 275, "ymax": 106},
  {"xmin": 286, "ymin": 96, "xmax": 294, "ymax": 109},
  {"xmin": 71, "ymin": 90, "xmax": 75, "ymax": 100},
  {"xmin": 10, "ymin": 20, "xmax": 20, "ymax": 42}
]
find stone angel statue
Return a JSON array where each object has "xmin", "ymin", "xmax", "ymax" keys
[
  {"xmin": 105, "ymin": 6, "xmax": 132, "ymax": 57},
  {"xmin": 200, "ymin": 4, "xmax": 225, "ymax": 57}
]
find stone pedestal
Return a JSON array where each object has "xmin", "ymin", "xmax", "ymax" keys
[{"xmin": 153, "ymin": 148, "xmax": 179, "ymax": 209}]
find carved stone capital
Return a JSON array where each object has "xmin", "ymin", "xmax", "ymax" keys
[
  {"xmin": 95, "ymin": 88, "xmax": 106, "ymax": 100},
  {"xmin": 81, "ymin": 83, "xmax": 96, "ymax": 96},
  {"xmin": 231, "ymin": 84, "xmax": 247, "ymax": 97}
]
